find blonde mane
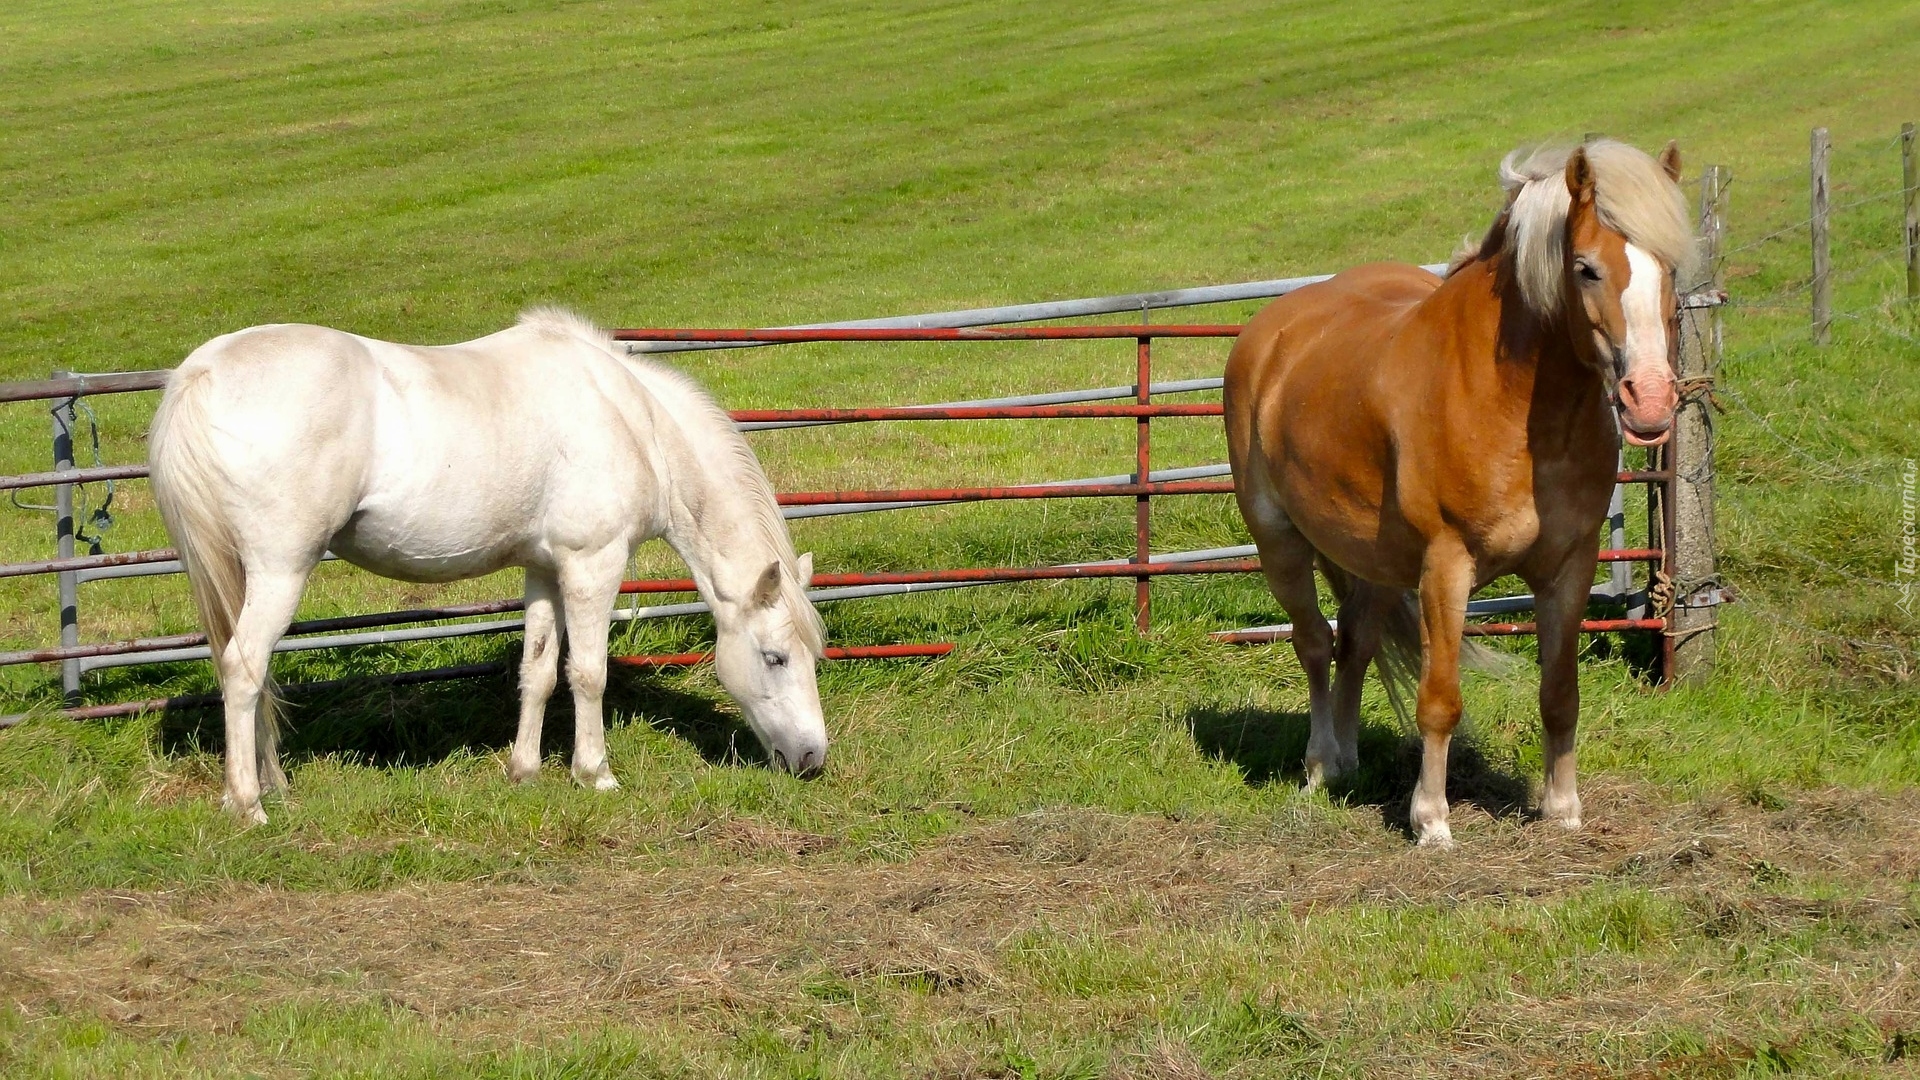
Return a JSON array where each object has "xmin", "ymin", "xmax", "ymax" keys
[
  {"xmin": 516, "ymin": 307, "xmax": 827, "ymax": 657},
  {"xmin": 1457, "ymin": 140, "xmax": 1696, "ymax": 317}
]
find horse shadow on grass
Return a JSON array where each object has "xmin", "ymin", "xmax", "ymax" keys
[
  {"xmin": 154, "ymin": 656, "xmax": 766, "ymax": 770},
  {"xmin": 1183, "ymin": 702, "xmax": 1534, "ymax": 837}
]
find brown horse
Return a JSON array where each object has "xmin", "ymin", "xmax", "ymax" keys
[{"xmin": 1224, "ymin": 139, "xmax": 1694, "ymax": 846}]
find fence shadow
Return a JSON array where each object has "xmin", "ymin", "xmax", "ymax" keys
[
  {"xmin": 1183, "ymin": 701, "xmax": 1534, "ymax": 835},
  {"xmin": 154, "ymin": 662, "xmax": 762, "ymax": 770}
]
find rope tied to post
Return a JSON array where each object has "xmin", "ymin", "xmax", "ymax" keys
[
  {"xmin": 1673, "ymin": 373, "xmax": 1725, "ymax": 415},
  {"xmin": 1655, "ymin": 569, "xmax": 1734, "ymax": 638}
]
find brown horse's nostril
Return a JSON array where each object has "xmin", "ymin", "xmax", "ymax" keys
[{"xmin": 1617, "ymin": 375, "xmax": 1676, "ymax": 426}]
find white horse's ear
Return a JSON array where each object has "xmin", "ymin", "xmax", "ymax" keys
[
  {"xmin": 795, "ymin": 552, "xmax": 814, "ymax": 585},
  {"xmin": 751, "ymin": 561, "xmax": 782, "ymax": 608}
]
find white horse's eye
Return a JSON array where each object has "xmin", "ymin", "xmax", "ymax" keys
[{"xmin": 762, "ymin": 650, "xmax": 788, "ymax": 668}]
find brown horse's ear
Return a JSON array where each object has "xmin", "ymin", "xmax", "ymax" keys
[
  {"xmin": 1564, "ymin": 147, "xmax": 1595, "ymax": 206},
  {"xmin": 1658, "ymin": 140, "xmax": 1683, "ymax": 182}
]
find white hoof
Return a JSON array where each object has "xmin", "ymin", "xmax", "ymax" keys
[
  {"xmin": 222, "ymin": 794, "xmax": 268, "ymax": 826},
  {"xmin": 1540, "ymin": 793, "xmax": 1583, "ymax": 831},
  {"xmin": 505, "ymin": 758, "xmax": 541, "ymax": 784},
  {"xmin": 572, "ymin": 763, "xmax": 620, "ymax": 791},
  {"xmin": 1416, "ymin": 821, "xmax": 1454, "ymax": 849}
]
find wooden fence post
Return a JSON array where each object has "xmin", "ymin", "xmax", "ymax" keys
[
  {"xmin": 1903, "ymin": 121, "xmax": 1917, "ymax": 304},
  {"xmin": 1669, "ymin": 165, "xmax": 1725, "ymax": 685},
  {"xmin": 1810, "ymin": 127, "xmax": 1831, "ymax": 344}
]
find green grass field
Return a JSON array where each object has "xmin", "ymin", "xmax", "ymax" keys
[{"xmin": 2, "ymin": 1, "xmax": 1918, "ymax": 1075}]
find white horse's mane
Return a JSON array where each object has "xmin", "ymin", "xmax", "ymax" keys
[
  {"xmin": 1455, "ymin": 140, "xmax": 1696, "ymax": 317},
  {"xmin": 516, "ymin": 306, "xmax": 826, "ymax": 656}
]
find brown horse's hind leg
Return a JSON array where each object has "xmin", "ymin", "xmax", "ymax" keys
[
  {"xmin": 1329, "ymin": 577, "xmax": 1399, "ymax": 779},
  {"xmin": 1248, "ymin": 517, "xmax": 1337, "ymax": 789},
  {"xmin": 1410, "ymin": 541, "xmax": 1474, "ymax": 847}
]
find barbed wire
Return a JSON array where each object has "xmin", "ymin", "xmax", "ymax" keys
[
  {"xmin": 1712, "ymin": 244, "xmax": 1912, "ymax": 314},
  {"xmin": 1711, "ymin": 382, "xmax": 1885, "ymax": 484},
  {"xmin": 1719, "ymin": 184, "xmax": 1915, "ymax": 257},
  {"xmin": 1717, "ymin": 484, "xmax": 1908, "ymax": 590},
  {"xmin": 1721, "ymin": 583, "xmax": 1917, "ymax": 666},
  {"xmin": 1832, "ymin": 309, "xmax": 1920, "ymax": 347}
]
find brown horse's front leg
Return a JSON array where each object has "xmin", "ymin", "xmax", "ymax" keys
[
  {"xmin": 1411, "ymin": 541, "xmax": 1473, "ymax": 847},
  {"xmin": 1529, "ymin": 557, "xmax": 1599, "ymax": 829}
]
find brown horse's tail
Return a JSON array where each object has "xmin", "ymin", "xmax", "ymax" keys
[{"xmin": 1317, "ymin": 559, "xmax": 1515, "ymax": 727}]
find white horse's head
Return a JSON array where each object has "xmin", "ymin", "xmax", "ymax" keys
[{"xmin": 712, "ymin": 552, "xmax": 828, "ymax": 775}]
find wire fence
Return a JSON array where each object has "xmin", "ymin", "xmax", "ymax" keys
[{"xmin": 1683, "ymin": 125, "xmax": 1919, "ymax": 670}]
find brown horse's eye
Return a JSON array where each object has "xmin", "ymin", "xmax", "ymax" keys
[{"xmin": 1575, "ymin": 259, "xmax": 1602, "ymax": 282}]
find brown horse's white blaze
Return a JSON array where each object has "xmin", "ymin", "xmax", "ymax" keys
[
  {"xmin": 1224, "ymin": 138, "xmax": 1693, "ymax": 846},
  {"xmin": 1614, "ymin": 245, "xmax": 1679, "ymax": 444},
  {"xmin": 1561, "ymin": 146, "xmax": 1684, "ymax": 447}
]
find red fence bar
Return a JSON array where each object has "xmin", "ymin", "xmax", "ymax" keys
[
  {"xmin": 0, "ymin": 501, "xmax": 1660, "ymax": 584},
  {"xmin": 619, "ymin": 558, "xmax": 1262, "ymax": 597},
  {"xmin": 1461, "ymin": 618, "xmax": 1668, "ymax": 637},
  {"xmin": 731, "ymin": 403, "xmax": 1222, "ymax": 424},
  {"xmin": 611, "ymin": 325, "xmax": 1240, "ymax": 343},
  {"xmin": 0, "ymin": 404, "xmax": 1233, "ymax": 497},
  {"xmin": 1, "ymin": 559, "xmax": 1259, "ymax": 668},
  {"xmin": 613, "ymin": 643, "xmax": 954, "ymax": 668},
  {"xmin": 0, "ymin": 460, "xmax": 1672, "ymax": 505},
  {"xmin": 775, "ymin": 479, "xmax": 1235, "ymax": 507},
  {"xmin": 1598, "ymin": 548, "xmax": 1664, "ymax": 562},
  {"xmin": 805, "ymin": 559, "xmax": 1259, "ymax": 588},
  {"xmin": 1212, "ymin": 618, "xmax": 1667, "ymax": 645}
]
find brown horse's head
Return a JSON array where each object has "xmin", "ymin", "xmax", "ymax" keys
[
  {"xmin": 1560, "ymin": 141, "xmax": 1688, "ymax": 446},
  {"xmin": 1493, "ymin": 139, "xmax": 1695, "ymax": 446}
]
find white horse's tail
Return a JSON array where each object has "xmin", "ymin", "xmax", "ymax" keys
[{"xmin": 148, "ymin": 363, "xmax": 279, "ymax": 737}]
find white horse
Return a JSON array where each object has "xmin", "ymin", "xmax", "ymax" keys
[{"xmin": 149, "ymin": 308, "xmax": 828, "ymax": 823}]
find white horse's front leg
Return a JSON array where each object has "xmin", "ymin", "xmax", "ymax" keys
[
  {"xmin": 558, "ymin": 546, "xmax": 627, "ymax": 791},
  {"xmin": 507, "ymin": 571, "xmax": 562, "ymax": 783}
]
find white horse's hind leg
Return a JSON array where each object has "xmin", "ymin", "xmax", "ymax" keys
[
  {"xmin": 218, "ymin": 570, "xmax": 307, "ymax": 824},
  {"xmin": 557, "ymin": 545, "xmax": 627, "ymax": 791},
  {"xmin": 257, "ymin": 705, "xmax": 288, "ymax": 795},
  {"xmin": 507, "ymin": 570, "xmax": 562, "ymax": 783}
]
